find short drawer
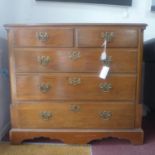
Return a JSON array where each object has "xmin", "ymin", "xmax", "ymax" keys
[
  {"xmin": 11, "ymin": 102, "xmax": 135, "ymax": 129},
  {"xmin": 15, "ymin": 48, "xmax": 137, "ymax": 73},
  {"xmin": 14, "ymin": 28, "xmax": 73, "ymax": 47},
  {"xmin": 76, "ymin": 27, "xmax": 138, "ymax": 48},
  {"xmin": 16, "ymin": 74, "xmax": 136, "ymax": 101}
]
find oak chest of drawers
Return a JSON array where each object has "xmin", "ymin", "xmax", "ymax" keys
[{"xmin": 5, "ymin": 24, "xmax": 146, "ymax": 144}]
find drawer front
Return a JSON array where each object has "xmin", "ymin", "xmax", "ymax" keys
[
  {"xmin": 76, "ymin": 28, "xmax": 138, "ymax": 48},
  {"xmin": 14, "ymin": 28, "xmax": 73, "ymax": 47},
  {"xmin": 15, "ymin": 48, "xmax": 137, "ymax": 73},
  {"xmin": 16, "ymin": 74, "xmax": 136, "ymax": 101},
  {"xmin": 11, "ymin": 103, "xmax": 135, "ymax": 129}
]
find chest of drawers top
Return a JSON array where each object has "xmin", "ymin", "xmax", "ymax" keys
[{"xmin": 5, "ymin": 23, "xmax": 146, "ymax": 48}]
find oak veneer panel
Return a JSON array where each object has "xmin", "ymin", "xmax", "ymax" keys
[
  {"xmin": 15, "ymin": 48, "xmax": 137, "ymax": 73},
  {"xmin": 76, "ymin": 27, "xmax": 138, "ymax": 48},
  {"xmin": 16, "ymin": 74, "xmax": 136, "ymax": 101},
  {"xmin": 11, "ymin": 103, "xmax": 135, "ymax": 129},
  {"xmin": 14, "ymin": 28, "xmax": 74, "ymax": 47}
]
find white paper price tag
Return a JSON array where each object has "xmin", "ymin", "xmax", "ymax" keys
[{"xmin": 99, "ymin": 66, "xmax": 110, "ymax": 79}]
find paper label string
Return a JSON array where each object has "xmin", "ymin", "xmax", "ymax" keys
[
  {"xmin": 99, "ymin": 39, "xmax": 110, "ymax": 79},
  {"xmin": 100, "ymin": 39, "xmax": 107, "ymax": 61}
]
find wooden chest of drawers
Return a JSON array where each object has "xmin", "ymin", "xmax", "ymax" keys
[{"xmin": 5, "ymin": 24, "xmax": 146, "ymax": 144}]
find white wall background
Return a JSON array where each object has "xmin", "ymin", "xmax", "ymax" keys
[
  {"xmin": 0, "ymin": 0, "xmax": 18, "ymax": 37},
  {"xmin": 0, "ymin": 0, "xmax": 155, "ymax": 140}
]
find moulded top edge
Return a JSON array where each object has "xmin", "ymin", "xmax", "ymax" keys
[{"xmin": 4, "ymin": 23, "xmax": 147, "ymax": 28}]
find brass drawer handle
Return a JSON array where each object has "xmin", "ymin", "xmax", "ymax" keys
[
  {"xmin": 102, "ymin": 56, "xmax": 112, "ymax": 66},
  {"xmin": 68, "ymin": 77, "xmax": 81, "ymax": 86},
  {"xmin": 40, "ymin": 111, "xmax": 52, "ymax": 120},
  {"xmin": 99, "ymin": 83, "xmax": 112, "ymax": 92},
  {"xmin": 70, "ymin": 105, "xmax": 80, "ymax": 112},
  {"xmin": 99, "ymin": 111, "xmax": 112, "ymax": 120},
  {"xmin": 37, "ymin": 56, "xmax": 51, "ymax": 66},
  {"xmin": 36, "ymin": 32, "xmax": 48, "ymax": 42},
  {"xmin": 101, "ymin": 32, "xmax": 114, "ymax": 42},
  {"xmin": 39, "ymin": 83, "xmax": 51, "ymax": 93},
  {"xmin": 69, "ymin": 51, "xmax": 80, "ymax": 60}
]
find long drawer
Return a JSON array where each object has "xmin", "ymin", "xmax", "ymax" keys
[
  {"xmin": 14, "ymin": 28, "xmax": 73, "ymax": 47},
  {"xmin": 16, "ymin": 74, "xmax": 136, "ymax": 101},
  {"xmin": 15, "ymin": 48, "xmax": 137, "ymax": 73},
  {"xmin": 11, "ymin": 102, "xmax": 135, "ymax": 129},
  {"xmin": 76, "ymin": 27, "xmax": 138, "ymax": 48}
]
